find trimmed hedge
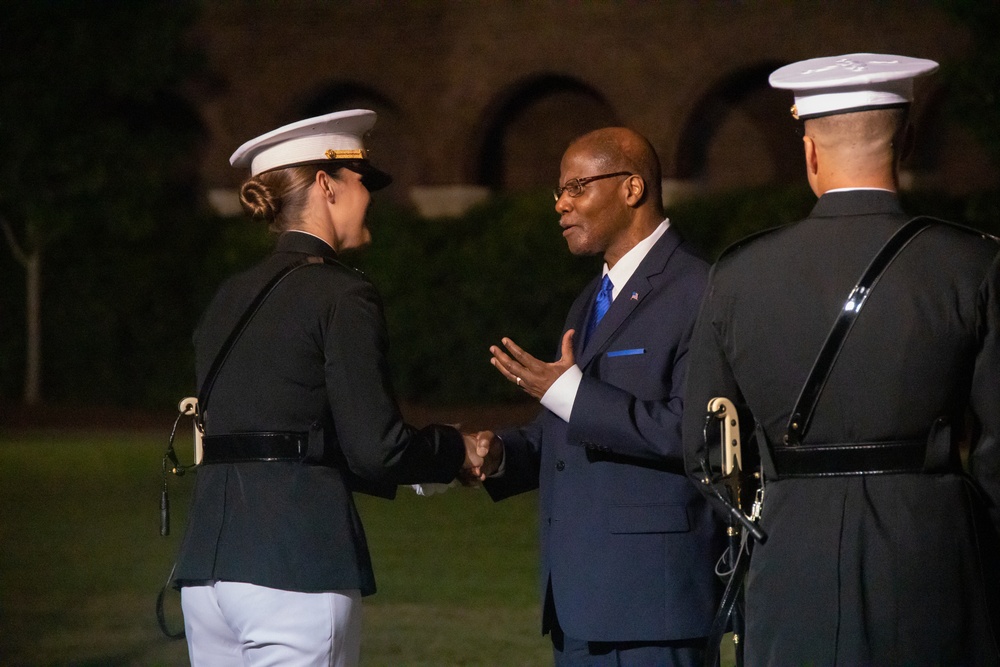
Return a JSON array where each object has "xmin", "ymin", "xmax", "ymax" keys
[
  {"xmin": 2, "ymin": 184, "xmax": 996, "ymax": 408},
  {"xmin": 355, "ymin": 191, "xmax": 599, "ymax": 403}
]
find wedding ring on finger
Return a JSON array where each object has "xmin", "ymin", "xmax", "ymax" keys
[{"xmin": 516, "ymin": 377, "xmax": 522, "ymax": 387}]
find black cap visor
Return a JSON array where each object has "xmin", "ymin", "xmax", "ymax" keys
[{"xmin": 340, "ymin": 160, "xmax": 393, "ymax": 192}]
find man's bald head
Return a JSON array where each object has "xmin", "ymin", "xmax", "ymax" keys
[
  {"xmin": 568, "ymin": 127, "xmax": 663, "ymax": 212},
  {"xmin": 556, "ymin": 127, "xmax": 666, "ymax": 267}
]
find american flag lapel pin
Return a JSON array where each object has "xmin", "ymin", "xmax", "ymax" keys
[{"xmin": 630, "ymin": 291, "xmax": 639, "ymax": 301}]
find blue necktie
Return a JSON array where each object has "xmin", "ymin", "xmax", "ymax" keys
[{"xmin": 585, "ymin": 274, "xmax": 613, "ymax": 345}]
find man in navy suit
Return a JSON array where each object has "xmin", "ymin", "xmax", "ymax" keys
[{"xmin": 476, "ymin": 127, "xmax": 725, "ymax": 666}]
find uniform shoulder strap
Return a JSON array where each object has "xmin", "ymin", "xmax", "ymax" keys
[
  {"xmin": 784, "ymin": 216, "xmax": 936, "ymax": 446},
  {"xmin": 196, "ymin": 256, "xmax": 338, "ymax": 429}
]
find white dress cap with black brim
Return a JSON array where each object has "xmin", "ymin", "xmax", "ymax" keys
[
  {"xmin": 769, "ymin": 53, "xmax": 939, "ymax": 120},
  {"xmin": 228, "ymin": 108, "xmax": 393, "ymax": 191}
]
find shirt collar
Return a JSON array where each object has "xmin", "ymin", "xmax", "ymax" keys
[
  {"xmin": 603, "ymin": 218, "xmax": 670, "ymax": 300},
  {"xmin": 824, "ymin": 187, "xmax": 896, "ymax": 194}
]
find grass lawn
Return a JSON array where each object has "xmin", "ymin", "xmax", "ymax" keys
[
  {"xmin": 0, "ymin": 429, "xmax": 547, "ymax": 666},
  {"xmin": 0, "ymin": 427, "xmax": 735, "ymax": 666}
]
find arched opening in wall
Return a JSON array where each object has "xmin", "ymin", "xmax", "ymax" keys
[
  {"xmin": 907, "ymin": 84, "xmax": 999, "ymax": 195},
  {"xmin": 298, "ymin": 83, "xmax": 416, "ymax": 201},
  {"xmin": 675, "ymin": 63, "xmax": 802, "ymax": 191},
  {"xmin": 474, "ymin": 75, "xmax": 619, "ymax": 192}
]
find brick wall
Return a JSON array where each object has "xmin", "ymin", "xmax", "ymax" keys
[{"xmin": 190, "ymin": 0, "xmax": 994, "ymax": 212}]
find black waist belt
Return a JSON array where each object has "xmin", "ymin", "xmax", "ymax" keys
[
  {"xmin": 771, "ymin": 440, "xmax": 927, "ymax": 478},
  {"xmin": 201, "ymin": 432, "xmax": 309, "ymax": 464}
]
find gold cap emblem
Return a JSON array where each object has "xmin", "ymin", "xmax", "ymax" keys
[
  {"xmin": 325, "ymin": 148, "xmax": 367, "ymax": 160},
  {"xmin": 790, "ymin": 104, "xmax": 799, "ymax": 120}
]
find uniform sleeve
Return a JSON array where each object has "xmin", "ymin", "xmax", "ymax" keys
[
  {"xmin": 324, "ymin": 279, "xmax": 465, "ymax": 485},
  {"xmin": 967, "ymin": 251, "xmax": 1000, "ymax": 534}
]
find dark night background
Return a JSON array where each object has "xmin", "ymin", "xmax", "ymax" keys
[{"xmin": 1, "ymin": 0, "xmax": 997, "ymax": 418}]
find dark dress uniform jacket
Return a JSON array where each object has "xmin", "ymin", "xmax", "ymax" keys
[
  {"xmin": 683, "ymin": 190, "xmax": 1000, "ymax": 665},
  {"xmin": 174, "ymin": 231, "xmax": 464, "ymax": 595},
  {"xmin": 485, "ymin": 226, "xmax": 725, "ymax": 643}
]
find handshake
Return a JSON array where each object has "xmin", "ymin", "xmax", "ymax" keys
[
  {"xmin": 444, "ymin": 330, "xmax": 574, "ymax": 488},
  {"xmin": 458, "ymin": 431, "xmax": 504, "ymax": 486}
]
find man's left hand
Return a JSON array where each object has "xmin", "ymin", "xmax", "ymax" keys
[{"xmin": 489, "ymin": 329, "xmax": 575, "ymax": 400}]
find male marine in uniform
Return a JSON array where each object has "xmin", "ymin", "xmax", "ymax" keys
[{"xmin": 682, "ymin": 53, "xmax": 1000, "ymax": 664}]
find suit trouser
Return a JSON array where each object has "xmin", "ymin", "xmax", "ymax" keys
[
  {"xmin": 181, "ymin": 581, "xmax": 362, "ymax": 667},
  {"xmin": 548, "ymin": 590, "xmax": 708, "ymax": 667}
]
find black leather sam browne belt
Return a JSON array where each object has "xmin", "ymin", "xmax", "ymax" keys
[
  {"xmin": 769, "ymin": 439, "xmax": 927, "ymax": 477},
  {"xmin": 158, "ymin": 256, "xmax": 391, "ymax": 640},
  {"xmin": 697, "ymin": 217, "xmax": 987, "ymax": 667},
  {"xmin": 770, "ymin": 216, "xmax": 992, "ymax": 478},
  {"xmin": 181, "ymin": 256, "xmax": 398, "ymax": 495},
  {"xmin": 192, "ymin": 256, "xmax": 342, "ymax": 465},
  {"xmin": 201, "ymin": 432, "xmax": 309, "ymax": 464},
  {"xmin": 161, "ymin": 257, "xmax": 335, "ymax": 533}
]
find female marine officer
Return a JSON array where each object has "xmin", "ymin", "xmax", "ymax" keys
[{"xmin": 173, "ymin": 109, "xmax": 485, "ymax": 667}]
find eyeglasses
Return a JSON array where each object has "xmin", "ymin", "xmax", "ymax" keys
[{"xmin": 553, "ymin": 171, "xmax": 633, "ymax": 201}]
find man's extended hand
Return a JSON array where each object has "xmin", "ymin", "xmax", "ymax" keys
[
  {"xmin": 457, "ymin": 430, "xmax": 503, "ymax": 486},
  {"xmin": 460, "ymin": 431, "xmax": 485, "ymax": 481},
  {"xmin": 490, "ymin": 329, "xmax": 576, "ymax": 400}
]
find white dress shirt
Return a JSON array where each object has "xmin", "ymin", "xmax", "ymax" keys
[
  {"xmin": 413, "ymin": 218, "xmax": 672, "ymax": 492},
  {"xmin": 541, "ymin": 219, "xmax": 671, "ymax": 423}
]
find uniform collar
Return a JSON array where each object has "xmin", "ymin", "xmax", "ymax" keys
[
  {"xmin": 810, "ymin": 189, "xmax": 905, "ymax": 219},
  {"xmin": 275, "ymin": 230, "xmax": 338, "ymax": 259}
]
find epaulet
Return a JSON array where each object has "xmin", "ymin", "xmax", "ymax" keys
[
  {"xmin": 913, "ymin": 216, "xmax": 1000, "ymax": 245},
  {"xmin": 306, "ymin": 255, "xmax": 367, "ymax": 277},
  {"xmin": 716, "ymin": 225, "xmax": 785, "ymax": 262}
]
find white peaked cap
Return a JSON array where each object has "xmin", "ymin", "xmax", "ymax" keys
[
  {"xmin": 229, "ymin": 109, "xmax": 391, "ymax": 189},
  {"xmin": 769, "ymin": 53, "xmax": 939, "ymax": 120}
]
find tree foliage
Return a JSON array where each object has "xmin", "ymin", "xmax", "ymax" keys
[
  {"xmin": 0, "ymin": 1, "xmax": 206, "ymax": 405},
  {"xmin": 936, "ymin": 0, "xmax": 1000, "ymax": 169},
  {"xmin": 1, "ymin": 1, "xmax": 997, "ymax": 410}
]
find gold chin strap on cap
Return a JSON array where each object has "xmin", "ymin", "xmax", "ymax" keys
[
  {"xmin": 325, "ymin": 148, "xmax": 367, "ymax": 160},
  {"xmin": 790, "ymin": 104, "xmax": 799, "ymax": 120}
]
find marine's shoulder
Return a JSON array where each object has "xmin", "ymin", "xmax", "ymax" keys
[
  {"xmin": 916, "ymin": 216, "xmax": 1000, "ymax": 248},
  {"xmin": 282, "ymin": 254, "xmax": 373, "ymax": 289},
  {"xmin": 713, "ymin": 225, "xmax": 788, "ymax": 268}
]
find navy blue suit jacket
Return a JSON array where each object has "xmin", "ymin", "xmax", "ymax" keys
[{"xmin": 485, "ymin": 226, "xmax": 725, "ymax": 642}]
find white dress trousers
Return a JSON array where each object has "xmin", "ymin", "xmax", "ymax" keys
[{"xmin": 181, "ymin": 581, "xmax": 362, "ymax": 667}]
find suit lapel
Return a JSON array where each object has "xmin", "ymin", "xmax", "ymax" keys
[{"xmin": 576, "ymin": 226, "xmax": 682, "ymax": 368}]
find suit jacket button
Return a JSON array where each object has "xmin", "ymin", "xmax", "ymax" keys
[{"xmin": 556, "ymin": 460, "xmax": 566, "ymax": 471}]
